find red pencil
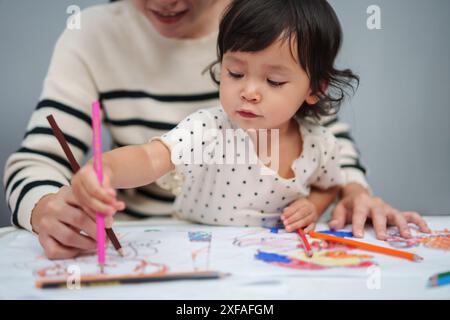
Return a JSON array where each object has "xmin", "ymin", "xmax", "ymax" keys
[{"xmin": 297, "ymin": 228, "xmax": 313, "ymax": 257}]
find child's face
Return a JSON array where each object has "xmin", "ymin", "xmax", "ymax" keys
[
  {"xmin": 219, "ymin": 38, "xmax": 318, "ymax": 132},
  {"xmin": 131, "ymin": 0, "xmax": 226, "ymax": 39}
]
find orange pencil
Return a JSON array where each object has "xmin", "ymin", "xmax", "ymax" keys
[{"xmin": 309, "ymin": 231, "xmax": 423, "ymax": 262}]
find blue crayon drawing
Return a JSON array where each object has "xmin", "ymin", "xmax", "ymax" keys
[
  {"xmin": 188, "ymin": 231, "xmax": 212, "ymax": 242},
  {"xmin": 317, "ymin": 230, "xmax": 353, "ymax": 238}
]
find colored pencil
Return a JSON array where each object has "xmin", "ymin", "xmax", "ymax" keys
[
  {"xmin": 309, "ymin": 231, "xmax": 423, "ymax": 262},
  {"xmin": 428, "ymin": 271, "xmax": 450, "ymax": 288},
  {"xmin": 105, "ymin": 228, "xmax": 124, "ymax": 257},
  {"xmin": 297, "ymin": 228, "xmax": 313, "ymax": 257},
  {"xmin": 92, "ymin": 101, "xmax": 106, "ymax": 273},
  {"xmin": 35, "ymin": 271, "xmax": 229, "ymax": 289},
  {"xmin": 46, "ymin": 114, "xmax": 124, "ymax": 257}
]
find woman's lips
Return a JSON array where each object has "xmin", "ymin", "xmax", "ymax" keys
[
  {"xmin": 237, "ymin": 110, "xmax": 261, "ymax": 119},
  {"xmin": 150, "ymin": 9, "xmax": 188, "ymax": 24}
]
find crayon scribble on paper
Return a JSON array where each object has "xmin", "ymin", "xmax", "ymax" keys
[
  {"xmin": 386, "ymin": 227, "xmax": 450, "ymax": 251},
  {"xmin": 233, "ymin": 230, "xmax": 376, "ymax": 270}
]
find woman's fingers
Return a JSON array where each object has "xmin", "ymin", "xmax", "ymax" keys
[
  {"xmin": 404, "ymin": 211, "xmax": 431, "ymax": 233},
  {"xmin": 351, "ymin": 196, "xmax": 370, "ymax": 238},
  {"xmin": 57, "ymin": 206, "xmax": 97, "ymax": 240},
  {"xmin": 328, "ymin": 201, "xmax": 348, "ymax": 230},
  {"xmin": 371, "ymin": 206, "xmax": 388, "ymax": 240},
  {"xmin": 51, "ymin": 222, "xmax": 98, "ymax": 251},
  {"xmin": 38, "ymin": 233, "xmax": 81, "ymax": 260},
  {"xmin": 389, "ymin": 211, "xmax": 412, "ymax": 239}
]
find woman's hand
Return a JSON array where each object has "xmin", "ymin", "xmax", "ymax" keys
[
  {"xmin": 328, "ymin": 183, "xmax": 431, "ymax": 240},
  {"xmin": 31, "ymin": 186, "xmax": 101, "ymax": 259}
]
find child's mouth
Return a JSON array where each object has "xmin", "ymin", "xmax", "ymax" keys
[
  {"xmin": 237, "ymin": 110, "xmax": 261, "ymax": 119},
  {"xmin": 150, "ymin": 9, "xmax": 188, "ymax": 24}
]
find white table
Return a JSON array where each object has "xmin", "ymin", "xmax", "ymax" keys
[{"xmin": 0, "ymin": 217, "xmax": 449, "ymax": 300}]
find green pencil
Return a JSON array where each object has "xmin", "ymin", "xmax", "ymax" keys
[{"xmin": 428, "ymin": 271, "xmax": 450, "ymax": 288}]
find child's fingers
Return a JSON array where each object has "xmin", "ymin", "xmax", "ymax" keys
[
  {"xmin": 304, "ymin": 223, "xmax": 317, "ymax": 234},
  {"xmin": 104, "ymin": 188, "xmax": 124, "ymax": 211},
  {"xmin": 79, "ymin": 168, "xmax": 117, "ymax": 206},
  {"xmin": 282, "ymin": 202, "xmax": 309, "ymax": 220},
  {"xmin": 283, "ymin": 206, "xmax": 312, "ymax": 225},
  {"xmin": 103, "ymin": 174, "xmax": 115, "ymax": 192},
  {"xmin": 105, "ymin": 216, "xmax": 114, "ymax": 229},
  {"xmin": 285, "ymin": 212, "xmax": 316, "ymax": 232},
  {"xmin": 285, "ymin": 216, "xmax": 315, "ymax": 232},
  {"xmin": 77, "ymin": 184, "xmax": 117, "ymax": 216},
  {"xmin": 115, "ymin": 201, "xmax": 126, "ymax": 211}
]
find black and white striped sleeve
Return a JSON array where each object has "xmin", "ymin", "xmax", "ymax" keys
[
  {"xmin": 321, "ymin": 116, "xmax": 369, "ymax": 189},
  {"xmin": 3, "ymin": 27, "xmax": 97, "ymax": 231}
]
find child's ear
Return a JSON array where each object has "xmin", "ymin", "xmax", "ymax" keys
[
  {"xmin": 305, "ymin": 93, "xmax": 320, "ymax": 105},
  {"xmin": 305, "ymin": 81, "xmax": 329, "ymax": 105}
]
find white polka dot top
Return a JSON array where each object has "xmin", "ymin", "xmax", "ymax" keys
[{"xmin": 151, "ymin": 106, "xmax": 343, "ymax": 227}]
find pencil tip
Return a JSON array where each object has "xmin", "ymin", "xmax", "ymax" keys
[
  {"xmin": 414, "ymin": 255, "xmax": 424, "ymax": 262},
  {"xmin": 118, "ymin": 249, "xmax": 125, "ymax": 257},
  {"xmin": 100, "ymin": 264, "xmax": 105, "ymax": 274}
]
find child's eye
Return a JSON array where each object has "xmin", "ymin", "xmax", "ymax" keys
[
  {"xmin": 267, "ymin": 79, "xmax": 287, "ymax": 87},
  {"xmin": 227, "ymin": 69, "xmax": 244, "ymax": 79}
]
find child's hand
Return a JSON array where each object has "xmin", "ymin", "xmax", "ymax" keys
[
  {"xmin": 71, "ymin": 162, "xmax": 125, "ymax": 221},
  {"xmin": 281, "ymin": 198, "xmax": 319, "ymax": 233}
]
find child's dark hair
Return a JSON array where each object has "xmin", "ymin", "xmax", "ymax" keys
[{"xmin": 208, "ymin": 0, "xmax": 359, "ymax": 120}]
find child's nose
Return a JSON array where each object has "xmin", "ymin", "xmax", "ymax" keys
[{"xmin": 240, "ymin": 85, "xmax": 261, "ymax": 103}]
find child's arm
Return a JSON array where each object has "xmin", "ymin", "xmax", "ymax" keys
[
  {"xmin": 281, "ymin": 186, "xmax": 340, "ymax": 233},
  {"xmin": 308, "ymin": 186, "xmax": 340, "ymax": 216},
  {"xmin": 71, "ymin": 140, "xmax": 174, "ymax": 216}
]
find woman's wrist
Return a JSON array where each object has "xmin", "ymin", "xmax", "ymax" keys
[{"xmin": 340, "ymin": 182, "xmax": 370, "ymax": 199}]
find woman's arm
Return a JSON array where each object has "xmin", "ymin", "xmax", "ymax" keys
[{"xmin": 321, "ymin": 117, "xmax": 430, "ymax": 239}]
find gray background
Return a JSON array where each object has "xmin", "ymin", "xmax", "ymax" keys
[{"xmin": 0, "ymin": 0, "xmax": 449, "ymax": 227}]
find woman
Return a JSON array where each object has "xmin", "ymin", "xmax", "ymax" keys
[{"xmin": 3, "ymin": 0, "xmax": 429, "ymax": 259}]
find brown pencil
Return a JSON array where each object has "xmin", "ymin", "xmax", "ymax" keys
[
  {"xmin": 46, "ymin": 114, "xmax": 124, "ymax": 256},
  {"xmin": 35, "ymin": 270, "xmax": 229, "ymax": 289}
]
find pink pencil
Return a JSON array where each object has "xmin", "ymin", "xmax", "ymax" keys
[{"xmin": 92, "ymin": 101, "xmax": 106, "ymax": 273}]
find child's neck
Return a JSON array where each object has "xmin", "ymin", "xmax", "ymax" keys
[
  {"xmin": 252, "ymin": 118, "xmax": 299, "ymax": 147},
  {"xmin": 250, "ymin": 119, "xmax": 303, "ymax": 179}
]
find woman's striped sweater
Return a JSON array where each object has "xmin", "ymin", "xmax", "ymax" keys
[{"xmin": 3, "ymin": 1, "xmax": 368, "ymax": 231}]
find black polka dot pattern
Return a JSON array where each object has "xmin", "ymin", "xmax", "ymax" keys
[{"xmin": 154, "ymin": 107, "xmax": 344, "ymax": 227}]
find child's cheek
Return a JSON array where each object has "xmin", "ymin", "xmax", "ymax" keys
[{"xmin": 219, "ymin": 82, "xmax": 238, "ymax": 114}]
